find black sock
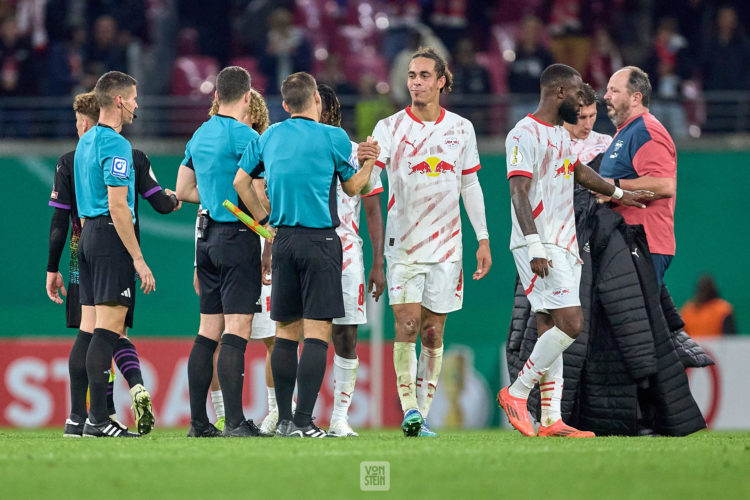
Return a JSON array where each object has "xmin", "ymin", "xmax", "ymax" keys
[
  {"xmin": 294, "ymin": 338, "xmax": 329, "ymax": 427},
  {"xmin": 106, "ymin": 378, "xmax": 115, "ymax": 417},
  {"xmin": 113, "ymin": 337, "xmax": 144, "ymax": 387},
  {"xmin": 187, "ymin": 334, "xmax": 218, "ymax": 426},
  {"xmin": 68, "ymin": 330, "xmax": 92, "ymax": 420},
  {"xmin": 217, "ymin": 333, "xmax": 248, "ymax": 428},
  {"xmin": 271, "ymin": 337, "xmax": 298, "ymax": 422},
  {"xmin": 86, "ymin": 329, "xmax": 120, "ymax": 423}
]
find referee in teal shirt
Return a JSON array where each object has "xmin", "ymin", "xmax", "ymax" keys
[
  {"xmin": 235, "ymin": 72, "xmax": 379, "ymax": 438},
  {"xmin": 176, "ymin": 66, "xmax": 271, "ymax": 438},
  {"xmin": 74, "ymin": 71, "xmax": 153, "ymax": 438}
]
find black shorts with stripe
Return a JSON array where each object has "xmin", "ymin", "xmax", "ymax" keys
[
  {"xmin": 78, "ymin": 216, "xmax": 136, "ymax": 314},
  {"xmin": 196, "ymin": 219, "xmax": 262, "ymax": 315},
  {"xmin": 271, "ymin": 226, "xmax": 344, "ymax": 322}
]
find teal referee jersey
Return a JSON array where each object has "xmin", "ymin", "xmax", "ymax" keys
[
  {"xmin": 238, "ymin": 116, "xmax": 355, "ymax": 228},
  {"xmin": 74, "ymin": 125, "xmax": 135, "ymax": 222},
  {"xmin": 183, "ymin": 114, "xmax": 258, "ymax": 222}
]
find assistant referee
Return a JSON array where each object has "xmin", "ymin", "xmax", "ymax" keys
[{"xmin": 235, "ymin": 72, "xmax": 379, "ymax": 438}]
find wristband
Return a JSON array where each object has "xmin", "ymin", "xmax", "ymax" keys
[
  {"xmin": 258, "ymin": 214, "xmax": 270, "ymax": 226},
  {"xmin": 612, "ymin": 186, "xmax": 624, "ymax": 200},
  {"xmin": 614, "ymin": 178, "xmax": 620, "ymax": 187},
  {"xmin": 524, "ymin": 234, "xmax": 547, "ymax": 261}
]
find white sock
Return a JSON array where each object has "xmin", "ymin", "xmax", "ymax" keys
[
  {"xmin": 417, "ymin": 344, "xmax": 443, "ymax": 419},
  {"xmin": 266, "ymin": 386, "xmax": 277, "ymax": 412},
  {"xmin": 540, "ymin": 354, "xmax": 563, "ymax": 426},
  {"xmin": 509, "ymin": 326, "xmax": 574, "ymax": 399},
  {"xmin": 393, "ymin": 342, "xmax": 418, "ymax": 413},
  {"xmin": 331, "ymin": 354, "xmax": 359, "ymax": 423},
  {"xmin": 211, "ymin": 390, "xmax": 225, "ymax": 419}
]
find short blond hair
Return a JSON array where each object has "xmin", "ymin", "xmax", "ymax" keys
[
  {"xmin": 73, "ymin": 92, "xmax": 100, "ymax": 122},
  {"xmin": 208, "ymin": 88, "xmax": 270, "ymax": 134}
]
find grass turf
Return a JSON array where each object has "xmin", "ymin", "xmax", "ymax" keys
[{"xmin": 1, "ymin": 428, "xmax": 748, "ymax": 499}]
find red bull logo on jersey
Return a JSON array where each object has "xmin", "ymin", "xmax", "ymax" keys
[
  {"xmin": 408, "ymin": 156, "xmax": 455, "ymax": 177},
  {"xmin": 554, "ymin": 159, "xmax": 574, "ymax": 179},
  {"xmin": 552, "ymin": 288, "xmax": 570, "ymax": 297}
]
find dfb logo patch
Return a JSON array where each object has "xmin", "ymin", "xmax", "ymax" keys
[{"xmin": 111, "ymin": 156, "xmax": 129, "ymax": 178}]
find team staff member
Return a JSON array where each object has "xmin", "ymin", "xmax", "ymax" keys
[
  {"xmin": 74, "ymin": 71, "xmax": 154, "ymax": 438},
  {"xmin": 316, "ymin": 84, "xmax": 385, "ymax": 438},
  {"xmin": 235, "ymin": 72, "xmax": 379, "ymax": 438},
  {"xmin": 47, "ymin": 92, "xmax": 178, "ymax": 437},
  {"xmin": 599, "ymin": 66, "xmax": 677, "ymax": 288},
  {"xmin": 176, "ymin": 66, "xmax": 269, "ymax": 438},
  {"xmin": 365, "ymin": 47, "xmax": 491, "ymax": 437}
]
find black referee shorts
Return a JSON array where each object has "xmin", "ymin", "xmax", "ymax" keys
[
  {"xmin": 271, "ymin": 226, "xmax": 344, "ymax": 322},
  {"xmin": 196, "ymin": 219, "xmax": 262, "ymax": 315},
  {"xmin": 78, "ymin": 216, "xmax": 135, "ymax": 312}
]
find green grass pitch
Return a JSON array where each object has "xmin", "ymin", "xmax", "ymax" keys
[{"xmin": 1, "ymin": 429, "xmax": 748, "ymax": 499}]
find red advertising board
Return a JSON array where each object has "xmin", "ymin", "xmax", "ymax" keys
[{"xmin": 0, "ymin": 339, "xmax": 402, "ymax": 429}]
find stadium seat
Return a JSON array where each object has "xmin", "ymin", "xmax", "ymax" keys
[
  {"xmin": 171, "ymin": 55, "xmax": 220, "ymax": 97},
  {"xmin": 475, "ymin": 52, "xmax": 509, "ymax": 135},
  {"xmin": 170, "ymin": 55, "xmax": 220, "ymax": 135}
]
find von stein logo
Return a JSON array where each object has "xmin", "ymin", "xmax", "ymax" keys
[
  {"xmin": 408, "ymin": 156, "xmax": 455, "ymax": 177},
  {"xmin": 360, "ymin": 461, "xmax": 390, "ymax": 491}
]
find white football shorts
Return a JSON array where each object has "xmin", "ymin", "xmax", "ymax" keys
[
  {"xmin": 512, "ymin": 244, "xmax": 581, "ymax": 313},
  {"xmin": 386, "ymin": 261, "xmax": 463, "ymax": 314},
  {"xmin": 251, "ymin": 283, "xmax": 275, "ymax": 339},
  {"xmin": 333, "ymin": 266, "xmax": 367, "ymax": 325}
]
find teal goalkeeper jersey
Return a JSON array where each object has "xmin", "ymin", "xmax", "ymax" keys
[{"xmin": 74, "ymin": 125, "xmax": 136, "ymax": 222}]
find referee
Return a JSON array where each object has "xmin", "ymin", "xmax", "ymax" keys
[
  {"xmin": 235, "ymin": 72, "xmax": 379, "ymax": 438},
  {"xmin": 48, "ymin": 91, "xmax": 178, "ymax": 437},
  {"xmin": 74, "ymin": 71, "xmax": 153, "ymax": 438},
  {"xmin": 176, "ymin": 66, "xmax": 270, "ymax": 438}
]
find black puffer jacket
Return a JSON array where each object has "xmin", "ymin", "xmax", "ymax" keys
[{"xmin": 506, "ymin": 193, "xmax": 710, "ymax": 436}]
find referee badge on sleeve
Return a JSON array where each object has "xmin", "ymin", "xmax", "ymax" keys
[{"xmin": 111, "ymin": 156, "xmax": 129, "ymax": 178}]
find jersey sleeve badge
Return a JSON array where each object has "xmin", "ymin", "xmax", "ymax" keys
[
  {"xmin": 510, "ymin": 146, "xmax": 523, "ymax": 166},
  {"xmin": 111, "ymin": 156, "xmax": 129, "ymax": 178}
]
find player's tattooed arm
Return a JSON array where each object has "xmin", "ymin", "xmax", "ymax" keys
[
  {"xmin": 575, "ymin": 162, "xmax": 654, "ymax": 208},
  {"xmin": 509, "ymin": 176, "xmax": 551, "ymax": 278}
]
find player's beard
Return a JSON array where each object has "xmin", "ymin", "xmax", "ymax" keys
[{"xmin": 559, "ymin": 99, "xmax": 579, "ymax": 125}]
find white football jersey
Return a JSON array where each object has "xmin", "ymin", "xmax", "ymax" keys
[
  {"xmin": 506, "ymin": 114, "xmax": 580, "ymax": 259},
  {"xmin": 570, "ymin": 130, "xmax": 612, "ymax": 165},
  {"xmin": 372, "ymin": 106, "xmax": 481, "ymax": 264},
  {"xmin": 336, "ymin": 141, "xmax": 384, "ymax": 272}
]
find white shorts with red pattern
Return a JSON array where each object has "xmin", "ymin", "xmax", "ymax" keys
[{"xmin": 512, "ymin": 244, "xmax": 581, "ymax": 313}]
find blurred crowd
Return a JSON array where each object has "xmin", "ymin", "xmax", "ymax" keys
[{"xmin": 1, "ymin": 0, "xmax": 749, "ymax": 136}]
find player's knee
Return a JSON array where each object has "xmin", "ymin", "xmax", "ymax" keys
[
  {"xmin": 559, "ymin": 316, "xmax": 583, "ymax": 338},
  {"xmin": 421, "ymin": 325, "xmax": 442, "ymax": 348},
  {"xmin": 397, "ymin": 317, "xmax": 420, "ymax": 341}
]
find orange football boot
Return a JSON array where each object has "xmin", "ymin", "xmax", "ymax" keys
[
  {"xmin": 537, "ymin": 419, "xmax": 595, "ymax": 437},
  {"xmin": 497, "ymin": 387, "xmax": 536, "ymax": 436}
]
